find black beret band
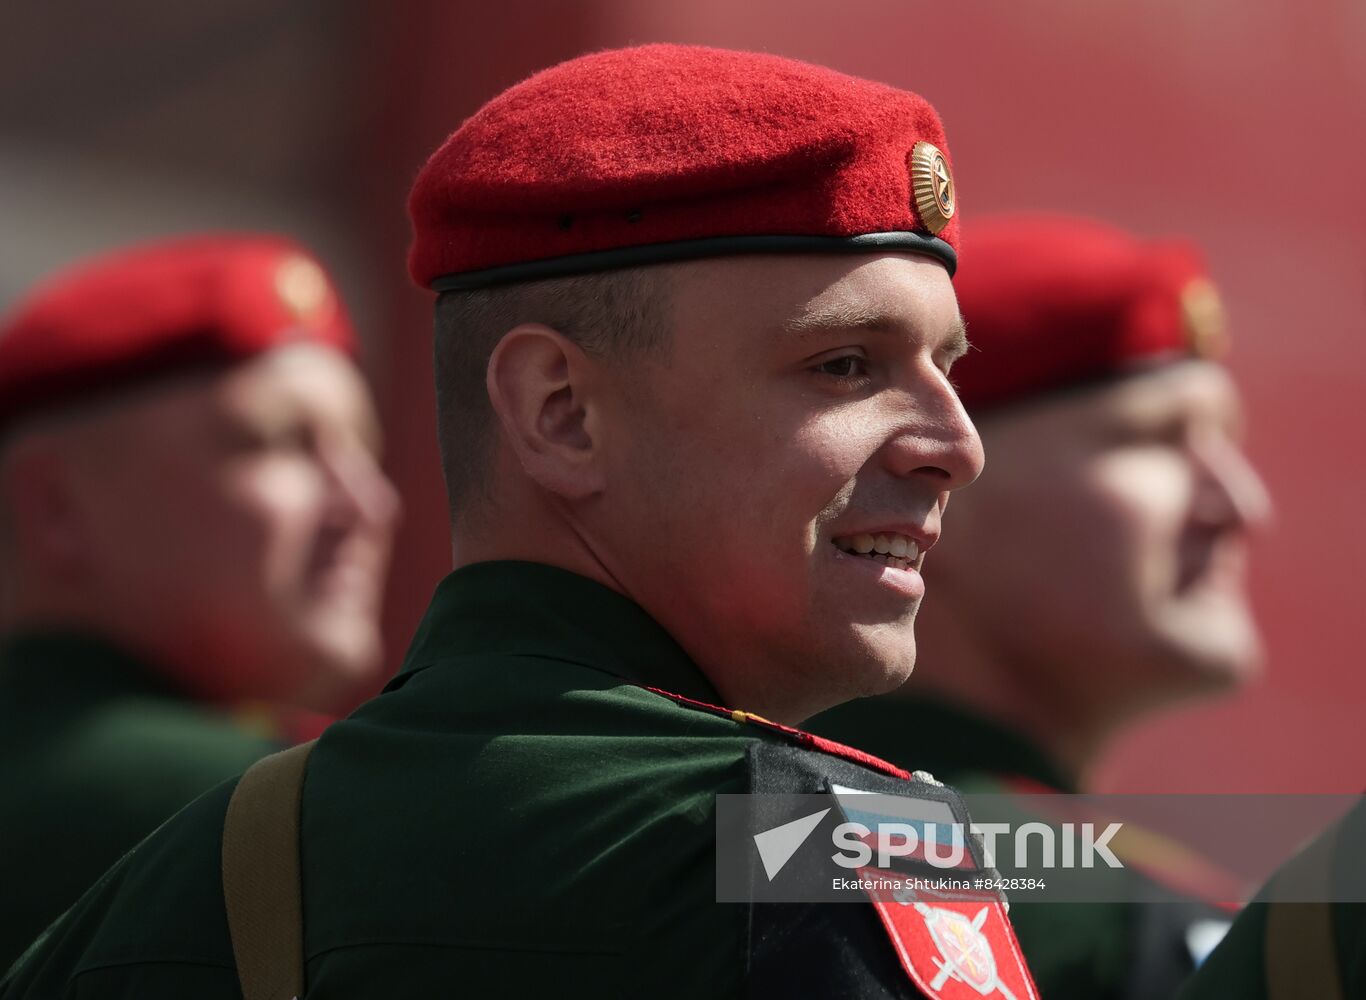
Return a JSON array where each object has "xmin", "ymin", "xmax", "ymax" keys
[{"xmin": 431, "ymin": 231, "xmax": 957, "ymax": 292}]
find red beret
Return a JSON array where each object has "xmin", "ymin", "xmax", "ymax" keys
[
  {"xmin": 0, "ymin": 234, "xmax": 355, "ymax": 431},
  {"xmin": 409, "ymin": 44, "xmax": 960, "ymax": 290},
  {"xmin": 951, "ymin": 214, "xmax": 1227, "ymax": 413}
]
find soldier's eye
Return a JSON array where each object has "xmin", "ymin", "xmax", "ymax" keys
[
  {"xmin": 813, "ymin": 355, "xmax": 869, "ymax": 381},
  {"xmin": 250, "ymin": 423, "xmax": 313, "ymax": 454}
]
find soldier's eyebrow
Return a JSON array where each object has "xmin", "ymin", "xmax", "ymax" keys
[
  {"xmin": 940, "ymin": 316, "xmax": 971, "ymax": 365},
  {"xmin": 783, "ymin": 305, "xmax": 971, "ymax": 361},
  {"xmin": 781, "ymin": 303, "xmax": 898, "ymax": 338}
]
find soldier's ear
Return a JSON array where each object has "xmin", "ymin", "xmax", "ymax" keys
[
  {"xmin": 0, "ymin": 434, "xmax": 87, "ymax": 577},
  {"xmin": 485, "ymin": 323, "xmax": 607, "ymax": 501}
]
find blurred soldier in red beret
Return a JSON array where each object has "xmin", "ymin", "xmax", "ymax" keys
[
  {"xmin": 1, "ymin": 46, "xmax": 1044, "ymax": 1000},
  {"xmin": 814, "ymin": 213, "xmax": 1273, "ymax": 997},
  {"xmin": 0, "ymin": 234, "xmax": 400, "ymax": 968}
]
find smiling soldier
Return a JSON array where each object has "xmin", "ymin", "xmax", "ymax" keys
[{"xmin": 0, "ymin": 47, "xmax": 1039, "ymax": 1000}]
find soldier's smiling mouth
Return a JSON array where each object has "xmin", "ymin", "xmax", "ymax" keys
[{"xmin": 831, "ymin": 532, "xmax": 920, "ymax": 571}]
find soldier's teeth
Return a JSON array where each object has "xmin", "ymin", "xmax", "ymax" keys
[{"xmin": 834, "ymin": 533, "xmax": 920, "ymax": 566}]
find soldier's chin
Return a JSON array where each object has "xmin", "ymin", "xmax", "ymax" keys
[
  {"xmin": 1158, "ymin": 608, "xmax": 1264, "ymax": 691},
  {"xmin": 840, "ymin": 628, "xmax": 919, "ymax": 700},
  {"xmin": 290, "ymin": 615, "xmax": 385, "ymax": 703}
]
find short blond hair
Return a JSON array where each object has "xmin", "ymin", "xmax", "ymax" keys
[{"xmin": 432, "ymin": 267, "xmax": 670, "ymax": 517}]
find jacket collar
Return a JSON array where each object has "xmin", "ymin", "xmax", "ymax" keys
[{"xmin": 388, "ymin": 560, "xmax": 722, "ymax": 705}]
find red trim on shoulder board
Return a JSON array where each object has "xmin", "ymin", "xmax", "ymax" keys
[
  {"xmin": 859, "ymin": 873, "xmax": 1040, "ymax": 1000},
  {"xmin": 640, "ymin": 685, "xmax": 912, "ymax": 781}
]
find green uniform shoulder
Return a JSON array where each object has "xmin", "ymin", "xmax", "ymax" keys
[
  {"xmin": 1, "ymin": 778, "xmax": 241, "ymax": 996},
  {"xmin": 2, "ymin": 567, "xmax": 951, "ymax": 997},
  {"xmin": 0, "ymin": 632, "xmax": 279, "ymax": 974},
  {"xmin": 1, "ymin": 661, "xmax": 918, "ymax": 998},
  {"xmin": 1, "ymin": 662, "xmax": 766, "ymax": 998},
  {"xmin": 1179, "ymin": 801, "xmax": 1366, "ymax": 1000},
  {"xmin": 47, "ymin": 696, "xmax": 278, "ymax": 800}
]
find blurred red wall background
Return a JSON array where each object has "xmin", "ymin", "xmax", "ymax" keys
[{"xmin": 360, "ymin": 0, "xmax": 1366, "ymax": 794}]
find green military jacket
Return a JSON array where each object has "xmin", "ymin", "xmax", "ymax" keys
[
  {"xmin": 1178, "ymin": 800, "xmax": 1366, "ymax": 1000},
  {"xmin": 1, "ymin": 562, "xmax": 1009, "ymax": 998},
  {"xmin": 813, "ymin": 696, "xmax": 1232, "ymax": 1000},
  {"xmin": 0, "ymin": 632, "xmax": 280, "ymax": 971}
]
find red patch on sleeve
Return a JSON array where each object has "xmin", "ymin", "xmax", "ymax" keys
[{"xmin": 858, "ymin": 871, "xmax": 1039, "ymax": 1000}]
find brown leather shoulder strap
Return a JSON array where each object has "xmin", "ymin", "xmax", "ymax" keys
[
  {"xmin": 222, "ymin": 739, "xmax": 317, "ymax": 1000},
  {"xmin": 1265, "ymin": 822, "xmax": 1343, "ymax": 1000}
]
